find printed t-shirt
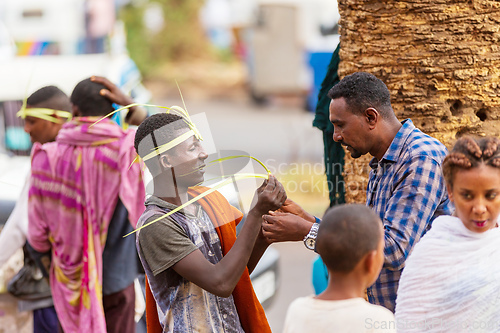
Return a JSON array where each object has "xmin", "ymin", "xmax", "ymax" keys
[{"xmin": 137, "ymin": 196, "xmax": 244, "ymax": 333}]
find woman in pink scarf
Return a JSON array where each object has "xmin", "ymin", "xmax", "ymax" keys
[{"xmin": 27, "ymin": 78, "xmax": 145, "ymax": 332}]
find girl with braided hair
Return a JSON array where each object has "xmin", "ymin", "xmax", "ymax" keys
[{"xmin": 395, "ymin": 136, "xmax": 500, "ymax": 332}]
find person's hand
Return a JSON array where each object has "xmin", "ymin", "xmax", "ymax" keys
[
  {"xmin": 91, "ymin": 76, "xmax": 147, "ymax": 125},
  {"xmin": 277, "ymin": 198, "xmax": 315, "ymax": 223},
  {"xmin": 253, "ymin": 175, "xmax": 287, "ymax": 216},
  {"xmin": 91, "ymin": 75, "xmax": 134, "ymax": 106},
  {"xmin": 261, "ymin": 211, "xmax": 314, "ymax": 243}
]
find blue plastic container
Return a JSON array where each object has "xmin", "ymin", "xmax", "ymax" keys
[{"xmin": 307, "ymin": 51, "xmax": 333, "ymax": 111}]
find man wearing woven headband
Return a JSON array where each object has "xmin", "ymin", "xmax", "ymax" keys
[
  {"xmin": 1, "ymin": 85, "xmax": 71, "ymax": 333},
  {"xmin": 133, "ymin": 113, "xmax": 286, "ymax": 333},
  {"xmin": 18, "ymin": 76, "xmax": 147, "ymax": 144},
  {"xmin": 26, "ymin": 77, "xmax": 147, "ymax": 333},
  {"xmin": 22, "ymin": 86, "xmax": 71, "ymax": 144},
  {"xmin": 2, "ymin": 76, "xmax": 147, "ymax": 332}
]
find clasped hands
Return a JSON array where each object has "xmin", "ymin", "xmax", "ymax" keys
[{"xmin": 261, "ymin": 198, "xmax": 316, "ymax": 244}]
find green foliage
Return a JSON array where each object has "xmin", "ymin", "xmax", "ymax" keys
[
  {"xmin": 120, "ymin": 5, "xmax": 151, "ymax": 73},
  {"xmin": 120, "ymin": 0, "xmax": 215, "ymax": 77}
]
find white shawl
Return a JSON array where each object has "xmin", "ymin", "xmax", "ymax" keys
[{"xmin": 395, "ymin": 215, "xmax": 500, "ymax": 333}]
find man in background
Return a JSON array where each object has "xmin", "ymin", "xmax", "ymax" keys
[{"xmin": 1, "ymin": 76, "xmax": 146, "ymax": 332}]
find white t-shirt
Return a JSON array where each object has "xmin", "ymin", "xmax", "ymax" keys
[
  {"xmin": 0, "ymin": 175, "xmax": 29, "ymax": 268},
  {"xmin": 284, "ymin": 296, "xmax": 396, "ymax": 333}
]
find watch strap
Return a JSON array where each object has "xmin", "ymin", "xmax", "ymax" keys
[{"xmin": 303, "ymin": 222, "xmax": 320, "ymax": 250}]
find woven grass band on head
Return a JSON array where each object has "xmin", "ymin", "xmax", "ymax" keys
[
  {"xmin": 17, "ymin": 104, "xmax": 72, "ymax": 123},
  {"xmin": 90, "ymin": 101, "xmax": 273, "ymax": 237},
  {"xmin": 93, "ymin": 103, "xmax": 204, "ymax": 169}
]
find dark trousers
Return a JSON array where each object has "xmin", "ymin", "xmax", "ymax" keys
[
  {"xmin": 103, "ymin": 282, "xmax": 136, "ymax": 333},
  {"xmin": 33, "ymin": 306, "xmax": 58, "ymax": 333}
]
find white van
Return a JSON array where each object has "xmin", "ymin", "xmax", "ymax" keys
[{"xmin": 0, "ymin": 0, "xmax": 151, "ymax": 156}]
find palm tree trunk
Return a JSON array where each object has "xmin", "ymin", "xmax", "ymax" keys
[{"xmin": 338, "ymin": 0, "xmax": 500, "ymax": 203}]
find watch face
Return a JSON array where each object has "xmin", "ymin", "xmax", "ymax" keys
[{"xmin": 306, "ymin": 238, "xmax": 315, "ymax": 250}]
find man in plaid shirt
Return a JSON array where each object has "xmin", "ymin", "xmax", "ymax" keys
[{"xmin": 262, "ymin": 72, "xmax": 451, "ymax": 312}]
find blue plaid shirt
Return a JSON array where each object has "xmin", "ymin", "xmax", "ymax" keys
[{"xmin": 366, "ymin": 119, "xmax": 452, "ymax": 312}]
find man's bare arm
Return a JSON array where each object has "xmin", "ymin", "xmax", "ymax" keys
[
  {"xmin": 172, "ymin": 176, "xmax": 286, "ymax": 297},
  {"xmin": 246, "ymin": 232, "xmax": 269, "ymax": 274},
  {"xmin": 247, "ymin": 198, "xmax": 312, "ymax": 272}
]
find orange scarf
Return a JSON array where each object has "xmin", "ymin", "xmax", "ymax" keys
[{"xmin": 144, "ymin": 187, "xmax": 271, "ymax": 333}]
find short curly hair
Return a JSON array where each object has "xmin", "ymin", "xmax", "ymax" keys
[
  {"xmin": 328, "ymin": 72, "xmax": 393, "ymax": 118},
  {"xmin": 70, "ymin": 78, "xmax": 113, "ymax": 117},
  {"xmin": 316, "ymin": 204, "xmax": 382, "ymax": 273},
  {"xmin": 442, "ymin": 136, "xmax": 500, "ymax": 188},
  {"xmin": 27, "ymin": 85, "xmax": 71, "ymax": 111},
  {"xmin": 134, "ymin": 113, "xmax": 189, "ymax": 176}
]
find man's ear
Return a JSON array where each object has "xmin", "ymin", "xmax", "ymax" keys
[
  {"xmin": 364, "ymin": 248, "xmax": 384, "ymax": 287},
  {"xmin": 159, "ymin": 154, "xmax": 172, "ymax": 169},
  {"xmin": 50, "ymin": 114, "xmax": 64, "ymax": 132},
  {"xmin": 364, "ymin": 108, "xmax": 379, "ymax": 129},
  {"xmin": 52, "ymin": 114, "xmax": 62, "ymax": 124},
  {"xmin": 364, "ymin": 250, "xmax": 376, "ymax": 274}
]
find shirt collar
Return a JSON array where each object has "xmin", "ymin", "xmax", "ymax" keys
[{"xmin": 369, "ymin": 119, "xmax": 415, "ymax": 169}]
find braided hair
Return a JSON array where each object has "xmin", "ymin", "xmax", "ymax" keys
[{"xmin": 442, "ymin": 136, "xmax": 500, "ymax": 188}]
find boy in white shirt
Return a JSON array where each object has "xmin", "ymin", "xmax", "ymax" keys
[{"xmin": 283, "ymin": 204, "xmax": 395, "ymax": 333}]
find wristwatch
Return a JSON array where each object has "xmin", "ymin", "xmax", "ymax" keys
[{"xmin": 303, "ymin": 222, "xmax": 320, "ymax": 250}]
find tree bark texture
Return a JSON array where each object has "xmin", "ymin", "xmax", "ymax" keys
[{"xmin": 337, "ymin": 0, "xmax": 500, "ymax": 203}]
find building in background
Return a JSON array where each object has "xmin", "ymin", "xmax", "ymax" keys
[{"xmin": 199, "ymin": 0, "xmax": 340, "ymax": 109}]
